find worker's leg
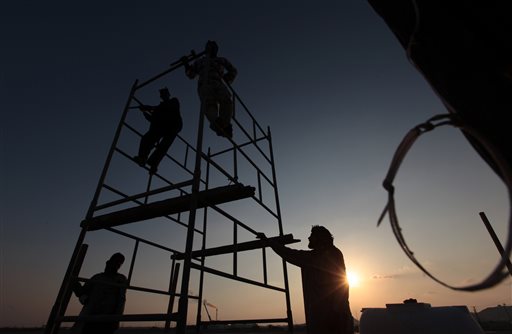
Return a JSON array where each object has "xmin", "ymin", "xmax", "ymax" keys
[
  {"xmin": 147, "ymin": 133, "xmax": 177, "ymax": 173},
  {"xmin": 217, "ymin": 85, "xmax": 233, "ymax": 127},
  {"xmin": 212, "ymin": 85, "xmax": 233, "ymax": 138},
  {"xmin": 199, "ymin": 85, "xmax": 219, "ymax": 124},
  {"xmin": 136, "ymin": 128, "xmax": 159, "ymax": 165},
  {"xmin": 202, "ymin": 99, "xmax": 219, "ymax": 124}
]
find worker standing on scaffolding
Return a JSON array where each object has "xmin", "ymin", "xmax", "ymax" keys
[
  {"xmin": 134, "ymin": 87, "xmax": 183, "ymax": 174},
  {"xmin": 182, "ymin": 40, "xmax": 237, "ymax": 139}
]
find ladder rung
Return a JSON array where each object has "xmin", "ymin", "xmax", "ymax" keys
[{"xmin": 83, "ymin": 184, "xmax": 255, "ymax": 231}]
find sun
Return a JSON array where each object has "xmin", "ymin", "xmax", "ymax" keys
[{"xmin": 347, "ymin": 271, "xmax": 360, "ymax": 287}]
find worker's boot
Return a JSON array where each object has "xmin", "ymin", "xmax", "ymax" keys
[
  {"xmin": 222, "ymin": 124, "xmax": 233, "ymax": 139},
  {"xmin": 148, "ymin": 163, "xmax": 158, "ymax": 174},
  {"xmin": 209, "ymin": 120, "xmax": 222, "ymax": 135},
  {"xmin": 133, "ymin": 155, "xmax": 146, "ymax": 167},
  {"xmin": 213, "ymin": 118, "xmax": 232, "ymax": 139}
]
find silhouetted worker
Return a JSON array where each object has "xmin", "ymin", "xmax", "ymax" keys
[
  {"xmin": 182, "ymin": 40, "xmax": 237, "ymax": 138},
  {"xmin": 134, "ymin": 87, "xmax": 183, "ymax": 174},
  {"xmin": 72, "ymin": 253, "xmax": 128, "ymax": 334},
  {"xmin": 258, "ymin": 226, "xmax": 354, "ymax": 334}
]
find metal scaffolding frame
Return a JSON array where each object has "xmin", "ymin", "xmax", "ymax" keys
[{"xmin": 45, "ymin": 50, "xmax": 297, "ymax": 333}]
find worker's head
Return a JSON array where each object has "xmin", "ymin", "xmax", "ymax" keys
[
  {"xmin": 308, "ymin": 225, "xmax": 334, "ymax": 249},
  {"xmin": 105, "ymin": 252, "xmax": 125, "ymax": 273},
  {"xmin": 159, "ymin": 87, "xmax": 171, "ymax": 101},
  {"xmin": 205, "ymin": 40, "xmax": 218, "ymax": 57}
]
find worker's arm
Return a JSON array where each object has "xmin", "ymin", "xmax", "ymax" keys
[
  {"xmin": 182, "ymin": 57, "xmax": 197, "ymax": 79},
  {"xmin": 139, "ymin": 105, "xmax": 155, "ymax": 112},
  {"xmin": 73, "ymin": 275, "xmax": 95, "ymax": 305},
  {"xmin": 221, "ymin": 58, "xmax": 237, "ymax": 84},
  {"xmin": 115, "ymin": 275, "xmax": 128, "ymax": 315},
  {"xmin": 257, "ymin": 233, "xmax": 311, "ymax": 267},
  {"xmin": 72, "ymin": 281, "xmax": 84, "ymax": 297},
  {"xmin": 139, "ymin": 105, "xmax": 154, "ymax": 121}
]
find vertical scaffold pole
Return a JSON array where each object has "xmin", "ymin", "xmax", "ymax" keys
[
  {"xmin": 268, "ymin": 127, "xmax": 294, "ymax": 333},
  {"xmin": 177, "ymin": 109, "xmax": 206, "ymax": 333},
  {"xmin": 45, "ymin": 80, "xmax": 138, "ymax": 334},
  {"xmin": 44, "ymin": 243, "xmax": 88, "ymax": 334},
  {"xmin": 195, "ymin": 148, "xmax": 212, "ymax": 333},
  {"xmin": 86, "ymin": 79, "xmax": 139, "ymax": 219}
]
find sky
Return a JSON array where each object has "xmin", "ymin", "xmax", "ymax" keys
[{"xmin": 1, "ymin": 0, "xmax": 511, "ymax": 328}]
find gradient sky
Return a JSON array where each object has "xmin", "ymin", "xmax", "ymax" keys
[{"xmin": 1, "ymin": 1, "xmax": 511, "ymax": 328}]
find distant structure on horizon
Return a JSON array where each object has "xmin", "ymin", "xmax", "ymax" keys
[{"xmin": 477, "ymin": 305, "xmax": 512, "ymax": 323}]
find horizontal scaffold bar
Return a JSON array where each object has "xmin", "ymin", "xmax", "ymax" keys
[
  {"xmin": 171, "ymin": 234, "xmax": 299, "ymax": 260},
  {"xmin": 82, "ymin": 184, "xmax": 255, "ymax": 231}
]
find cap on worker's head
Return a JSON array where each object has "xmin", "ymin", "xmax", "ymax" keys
[
  {"xmin": 159, "ymin": 87, "xmax": 170, "ymax": 98},
  {"xmin": 205, "ymin": 40, "xmax": 218, "ymax": 56},
  {"xmin": 311, "ymin": 225, "xmax": 334, "ymax": 243},
  {"xmin": 107, "ymin": 252, "xmax": 125, "ymax": 266}
]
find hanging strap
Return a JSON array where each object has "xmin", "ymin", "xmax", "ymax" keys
[{"xmin": 378, "ymin": 113, "xmax": 512, "ymax": 291}]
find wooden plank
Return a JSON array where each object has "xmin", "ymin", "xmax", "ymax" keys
[
  {"xmin": 172, "ymin": 234, "xmax": 300, "ymax": 260},
  {"xmin": 83, "ymin": 184, "xmax": 255, "ymax": 231}
]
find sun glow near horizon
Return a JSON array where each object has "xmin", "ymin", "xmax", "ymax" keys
[{"xmin": 347, "ymin": 271, "xmax": 360, "ymax": 287}]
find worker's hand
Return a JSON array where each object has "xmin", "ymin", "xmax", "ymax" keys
[
  {"xmin": 71, "ymin": 281, "xmax": 82, "ymax": 295},
  {"xmin": 223, "ymin": 74, "xmax": 234, "ymax": 84},
  {"xmin": 139, "ymin": 105, "xmax": 150, "ymax": 111},
  {"xmin": 180, "ymin": 56, "xmax": 189, "ymax": 64},
  {"xmin": 256, "ymin": 232, "xmax": 267, "ymax": 240},
  {"xmin": 79, "ymin": 295, "xmax": 89, "ymax": 306}
]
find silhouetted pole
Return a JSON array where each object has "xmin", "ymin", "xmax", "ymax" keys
[
  {"xmin": 165, "ymin": 262, "xmax": 180, "ymax": 331},
  {"xmin": 176, "ymin": 108, "xmax": 206, "ymax": 334},
  {"xmin": 136, "ymin": 51, "xmax": 204, "ymax": 90},
  {"xmin": 479, "ymin": 212, "xmax": 512, "ymax": 277},
  {"xmin": 196, "ymin": 151, "xmax": 212, "ymax": 333},
  {"xmin": 268, "ymin": 126, "xmax": 294, "ymax": 333},
  {"xmin": 87, "ymin": 80, "xmax": 139, "ymax": 220},
  {"xmin": 45, "ymin": 80, "xmax": 138, "ymax": 334},
  {"xmin": 44, "ymin": 244, "xmax": 88, "ymax": 334}
]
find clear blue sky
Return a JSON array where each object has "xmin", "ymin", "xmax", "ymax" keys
[{"xmin": 1, "ymin": 1, "xmax": 510, "ymax": 327}]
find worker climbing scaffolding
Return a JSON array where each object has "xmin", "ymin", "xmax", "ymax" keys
[
  {"xmin": 133, "ymin": 87, "xmax": 183, "ymax": 174},
  {"xmin": 182, "ymin": 40, "xmax": 237, "ymax": 139}
]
